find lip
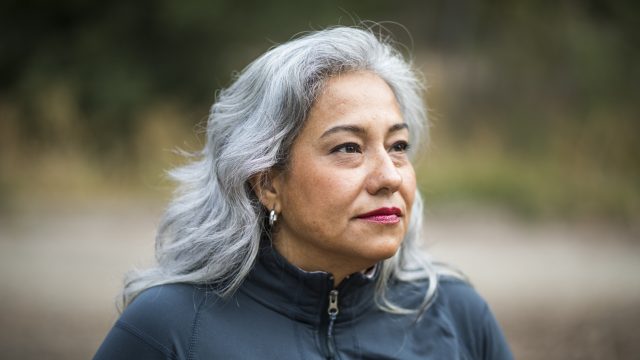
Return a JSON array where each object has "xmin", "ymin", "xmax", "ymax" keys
[{"xmin": 356, "ymin": 207, "xmax": 402, "ymax": 224}]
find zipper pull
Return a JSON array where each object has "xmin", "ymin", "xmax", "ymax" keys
[
  {"xmin": 326, "ymin": 289, "xmax": 340, "ymax": 359},
  {"xmin": 327, "ymin": 289, "xmax": 339, "ymax": 316}
]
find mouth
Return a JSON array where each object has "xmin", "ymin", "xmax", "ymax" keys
[{"xmin": 356, "ymin": 207, "xmax": 402, "ymax": 224}]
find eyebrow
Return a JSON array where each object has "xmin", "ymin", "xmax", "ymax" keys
[{"xmin": 320, "ymin": 123, "xmax": 409, "ymax": 138}]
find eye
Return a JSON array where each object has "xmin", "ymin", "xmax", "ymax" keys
[
  {"xmin": 390, "ymin": 141, "xmax": 410, "ymax": 153},
  {"xmin": 331, "ymin": 142, "xmax": 362, "ymax": 154}
]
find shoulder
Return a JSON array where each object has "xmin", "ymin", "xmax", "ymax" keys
[
  {"xmin": 434, "ymin": 276, "xmax": 514, "ymax": 360},
  {"xmin": 123, "ymin": 282, "xmax": 212, "ymax": 320},
  {"xmin": 391, "ymin": 275, "xmax": 487, "ymax": 315},
  {"xmin": 116, "ymin": 283, "xmax": 215, "ymax": 355},
  {"xmin": 436, "ymin": 276, "xmax": 489, "ymax": 319},
  {"xmin": 95, "ymin": 283, "xmax": 217, "ymax": 359},
  {"xmin": 434, "ymin": 276, "xmax": 494, "ymax": 339},
  {"xmin": 120, "ymin": 282, "xmax": 214, "ymax": 331}
]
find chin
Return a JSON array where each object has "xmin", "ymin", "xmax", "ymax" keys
[{"xmin": 363, "ymin": 238, "xmax": 402, "ymax": 262}]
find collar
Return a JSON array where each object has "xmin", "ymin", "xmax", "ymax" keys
[{"xmin": 240, "ymin": 242, "xmax": 379, "ymax": 325}]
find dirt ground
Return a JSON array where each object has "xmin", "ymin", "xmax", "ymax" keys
[{"xmin": 1, "ymin": 198, "xmax": 638, "ymax": 359}]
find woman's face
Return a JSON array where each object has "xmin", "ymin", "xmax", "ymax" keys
[{"xmin": 268, "ymin": 71, "xmax": 417, "ymax": 279}]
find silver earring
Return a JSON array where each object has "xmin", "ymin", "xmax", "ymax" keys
[{"xmin": 269, "ymin": 209, "xmax": 278, "ymax": 226}]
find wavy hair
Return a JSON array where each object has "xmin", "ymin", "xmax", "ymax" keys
[{"xmin": 120, "ymin": 26, "xmax": 446, "ymax": 314}]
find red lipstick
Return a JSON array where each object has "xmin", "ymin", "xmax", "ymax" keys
[{"xmin": 356, "ymin": 207, "xmax": 402, "ymax": 224}]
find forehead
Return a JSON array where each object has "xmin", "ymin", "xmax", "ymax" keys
[
  {"xmin": 318, "ymin": 71, "xmax": 398, "ymax": 110},
  {"xmin": 304, "ymin": 71, "xmax": 403, "ymax": 133}
]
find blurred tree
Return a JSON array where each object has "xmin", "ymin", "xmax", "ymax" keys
[{"xmin": 0, "ymin": 0, "xmax": 637, "ymax": 219}]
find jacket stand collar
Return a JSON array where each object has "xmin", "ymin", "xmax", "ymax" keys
[{"xmin": 241, "ymin": 242, "xmax": 379, "ymax": 325}]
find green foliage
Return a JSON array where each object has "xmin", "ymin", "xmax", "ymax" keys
[
  {"xmin": 417, "ymin": 144, "xmax": 639, "ymax": 222},
  {"xmin": 1, "ymin": 0, "xmax": 638, "ymax": 220}
]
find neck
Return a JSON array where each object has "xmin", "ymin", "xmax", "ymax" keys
[{"xmin": 273, "ymin": 239, "xmax": 374, "ymax": 287}]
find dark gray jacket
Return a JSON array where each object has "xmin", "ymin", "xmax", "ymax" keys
[{"xmin": 94, "ymin": 246, "xmax": 513, "ymax": 359}]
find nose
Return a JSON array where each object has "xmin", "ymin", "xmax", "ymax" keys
[{"xmin": 365, "ymin": 150, "xmax": 403, "ymax": 195}]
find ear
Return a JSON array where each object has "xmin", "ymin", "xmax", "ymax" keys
[{"xmin": 249, "ymin": 170, "xmax": 283, "ymax": 212}]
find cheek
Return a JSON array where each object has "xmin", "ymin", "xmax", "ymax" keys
[
  {"xmin": 285, "ymin": 164, "xmax": 352, "ymax": 210},
  {"xmin": 402, "ymin": 168, "xmax": 417, "ymax": 212}
]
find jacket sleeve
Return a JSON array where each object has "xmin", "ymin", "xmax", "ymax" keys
[
  {"xmin": 479, "ymin": 304, "xmax": 514, "ymax": 360},
  {"xmin": 93, "ymin": 320, "xmax": 174, "ymax": 360}
]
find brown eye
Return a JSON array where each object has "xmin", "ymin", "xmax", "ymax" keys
[
  {"xmin": 331, "ymin": 142, "xmax": 362, "ymax": 154},
  {"xmin": 390, "ymin": 141, "xmax": 410, "ymax": 152}
]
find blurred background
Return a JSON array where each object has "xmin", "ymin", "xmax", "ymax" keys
[{"xmin": 1, "ymin": 0, "xmax": 638, "ymax": 359}]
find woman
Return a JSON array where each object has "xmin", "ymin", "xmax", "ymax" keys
[{"xmin": 95, "ymin": 26, "xmax": 513, "ymax": 359}]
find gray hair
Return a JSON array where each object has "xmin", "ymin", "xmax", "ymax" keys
[{"xmin": 120, "ymin": 26, "xmax": 443, "ymax": 314}]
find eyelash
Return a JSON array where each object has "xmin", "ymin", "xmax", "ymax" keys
[
  {"xmin": 390, "ymin": 141, "xmax": 410, "ymax": 153},
  {"xmin": 331, "ymin": 142, "xmax": 361, "ymax": 154},
  {"xmin": 330, "ymin": 141, "xmax": 411, "ymax": 154}
]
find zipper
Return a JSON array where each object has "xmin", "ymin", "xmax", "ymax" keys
[{"xmin": 326, "ymin": 289, "xmax": 339, "ymax": 359}]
